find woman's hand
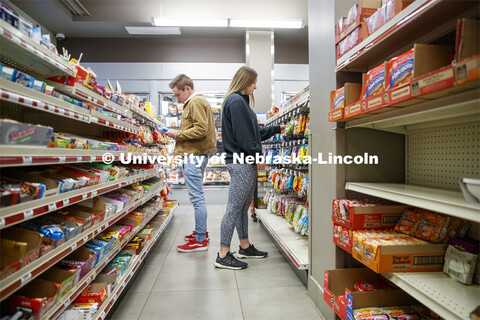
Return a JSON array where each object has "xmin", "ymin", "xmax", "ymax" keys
[{"xmin": 280, "ymin": 124, "xmax": 287, "ymax": 135}]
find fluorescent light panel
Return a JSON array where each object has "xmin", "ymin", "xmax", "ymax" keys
[
  {"xmin": 125, "ymin": 26, "xmax": 181, "ymax": 35},
  {"xmin": 152, "ymin": 18, "xmax": 228, "ymax": 27},
  {"xmin": 230, "ymin": 19, "xmax": 304, "ymax": 29}
]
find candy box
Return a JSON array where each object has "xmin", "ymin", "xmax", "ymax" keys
[
  {"xmin": 74, "ymin": 282, "xmax": 108, "ymax": 305},
  {"xmin": 9, "ymin": 279, "xmax": 60, "ymax": 320},
  {"xmin": 0, "ymin": 228, "xmax": 42, "ymax": 280},
  {"xmin": 42, "ymin": 215, "xmax": 83, "ymax": 241},
  {"xmin": 0, "ymin": 119, "xmax": 53, "ymax": 146},
  {"xmin": 39, "ymin": 267, "xmax": 75, "ymax": 303},
  {"xmin": 0, "ymin": 3, "xmax": 19, "ymax": 28},
  {"xmin": 58, "ymin": 247, "xmax": 97, "ymax": 284},
  {"xmin": 54, "ymin": 209, "xmax": 94, "ymax": 230},
  {"xmin": 69, "ymin": 197, "xmax": 107, "ymax": 227}
]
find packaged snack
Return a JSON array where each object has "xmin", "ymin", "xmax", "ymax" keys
[
  {"xmin": 415, "ymin": 211, "xmax": 446, "ymax": 242},
  {"xmin": 353, "ymin": 281, "xmax": 376, "ymax": 292},
  {"xmin": 363, "ymin": 63, "xmax": 387, "ymax": 99},
  {"xmin": 387, "ymin": 48, "xmax": 415, "ymax": 89},
  {"xmin": 331, "ymin": 87, "xmax": 345, "ymax": 110},
  {"xmin": 394, "ymin": 208, "xmax": 421, "ymax": 236},
  {"xmin": 443, "ymin": 244, "xmax": 478, "ymax": 284},
  {"xmin": 353, "ymin": 307, "xmax": 389, "ymax": 320},
  {"xmin": 383, "ymin": 306, "xmax": 421, "ymax": 320}
]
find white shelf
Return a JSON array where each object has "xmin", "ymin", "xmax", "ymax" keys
[
  {"xmin": 0, "ymin": 146, "xmax": 159, "ymax": 167},
  {"xmin": 345, "ymin": 182, "xmax": 480, "ymax": 223},
  {"xmin": 92, "ymin": 202, "xmax": 177, "ymax": 320},
  {"xmin": 0, "ymin": 20, "xmax": 74, "ymax": 77},
  {"xmin": 0, "ymin": 167, "xmax": 161, "ymax": 229},
  {"xmin": 0, "ymin": 184, "xmax": 164, "ymax": 301},
  {"xmin": 43, "ymin": 201, "xmax": 176, "ymax": 320},
  {"xmin": 54, "ymin": 83, "xmax": 132, "ymax": 118},
  {"xmin": 255, "ymin": 209, "xmax": 308, "ymax": 269},
  {"xmin": 345, "ymin": 88, "xmax": 480, "ymax": 132},
  {"xmin": 384, "ymin": 272, "xmax": 480, "ymax": 320},
  {"xmin": 335, "ymin": 0, "xmax": 478, "ymax": 72},
  {"xmin": 90, "ymin": 109, "xmax": 140, "ymax": 135},
  {"xmin": 131, "ymin": 107, "xmax": 161, "ymax": 126}
]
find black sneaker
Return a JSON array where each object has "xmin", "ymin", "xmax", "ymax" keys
[
  {"xmin": 214, "ymin": 252, "xmax": 248, "ymax": 270},
  {"xmin": 236, "ymin": 244, "xmax": 268, "ymax": 259}
]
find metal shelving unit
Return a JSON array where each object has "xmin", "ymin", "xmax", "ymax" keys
[
  {"xmin": 0, "ymin": 146, "xmax": 160, "ymax": 167},
  {"xmin": 0, "ymin": 165, "xmax": 160, "ymax": 229},
  {"xmin": 346, "ymin": 183, "xmax": 480, "ymax": 223},
  {"xmin": 0, "ymin": 184, "xmax": 164, "ymax": 301},
  {"xmin": 384, "ymin": 272, "xmax": 480, "ymax": 320},
  {"xmin": 256, "ymin": 209, "xmax": 309, "ymax": 270},
  {"xmin": 335, "ymin": 0, "xmax": 479, "ymax": 72},
  {"xmin": 0, "ymin": 20, "xmax": 74, "ymax": 77},
  {"xmin": 43, "ymin": 201, "xmax": 177, "ymax": 320}
]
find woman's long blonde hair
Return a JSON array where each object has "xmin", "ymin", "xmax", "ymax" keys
[{"xmin": 222, "ymin": 66, "xmax": 257, "ymax": 109}]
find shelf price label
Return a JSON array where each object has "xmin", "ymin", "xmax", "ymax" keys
[
  {"xmin": 22, "ymin": 156, "xmax": 32, "ymax": 164},
  {"xmin": 64, "ymin": 297, "xmax": 71, "ymax": 308},
  {"xmin": 83, "ymin": 235, "xmax": 89, "ymax": 243},
  {"xmin": 90, "ymin": 155, "xmax": 97, "ymax": 162},
  {"xmin": 23, "ymin": 210, "xmax": 34, "ymax": 219},
  {"xmin": 63, "ymin": 199, "xmax": 69, "ymax": 206},
  {"xmin": 77, "ymin": 156, "xmax": 83, "ymax": 162},
  {"xmin": 71, "ymin": 242, "xmax": 77, "ymax": 251},
  {"xmin": 0, "ymin": 218, "xmax": 5, "ymax": 227},
  {"xmin": 20, "ymin": 272, "xmax": 32, "ymax": 284},
  {"xmin": 58, "ymin": 156, "xmax": 66, "ymax": 163},
  {"xmin": 48, "ymin": 203, "xmax": 56, "ymax": 211},
  {"xmin": 100, "ymin": 311, "xmax": 106, "ymax": 319},
  {"xmin": 82, "ymin": 194, "xmax": 88, "ymax": 200},
  {"xmin": 92, "ymin": 190, "xmax": 98, "ymax": 197}
]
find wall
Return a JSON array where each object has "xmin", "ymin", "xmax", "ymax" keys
[{"xmin": 84, "ymin": 62, "xmax": 309, "ymax": 110}]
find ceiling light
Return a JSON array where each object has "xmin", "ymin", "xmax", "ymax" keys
[
  {"xmin": 230, "ymin": 19, "xmax": 304, "ymax": 29},
  {"xmin": 151, "ymin": 18, "xmax": 229, "ymax": 27},
  {"xmin": 59, "ymin": 0, "xmax": 91, "ymax": 16},
  {"xmin": 125, "ymin": 26, "xmax": 181, "ymax": 35}
]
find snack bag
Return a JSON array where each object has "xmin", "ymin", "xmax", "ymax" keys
[
  {"xmin": 353, "ymin": 281, "xmax": 375, "ymax": 292},
  {"xmin": 353, "ymin": 307, "xmax": 389, "ymax": 320},
  {"xmin": 415, "ymin": 210, "xmax": 446, "ymax": 242},
  {"xmin": 387, "ymin": 48, "xmax": 414, "ymax": 89},
  {"xmin": 443, "ymin": 244, "xmax": 479, "ymax": 284},
  {"xmin": 363, "ymin": 63, "xmax": 387, "ymax": 98},
  {"xmin": 331, "ymin": 87, "xmax": 345, "ymax": 110},
  {"xmin": 394, "ymin": 208, "xmax": 421, "ymax": 236},
  {"xmin": 383, "ymin": 306, "xmax": 422, "ymax": 320}
]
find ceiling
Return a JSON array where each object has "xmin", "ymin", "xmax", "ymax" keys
[{"xmin": 9, "ymin": 0, "xmax": 308, "ymax": 41}]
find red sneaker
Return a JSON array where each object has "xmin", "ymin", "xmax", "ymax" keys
[
  {"xmin": 177, "ymin": 239, "xmax": 208, "ymax": 252},
  {"xmin": 184, "ymin": 231, "xmax": 210, "ymax": 242}
]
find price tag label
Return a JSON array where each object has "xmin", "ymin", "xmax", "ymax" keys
[
  {"xmin": 22, "ymin": 156, "xmax": 32, "ymax": 164},
  {"xmin": 63, "ymin": 199, "xmax": 69, "ymax": 206},
  {"xmin": 92, "ymin": 190, "xmax": 98, "ymax": 197},
  {"xmin": 82, "ymin": 194, "xmax": 88, "ymax": 200},
  {"xmin": 77, "ymin": 156, "xmax": 83, "ymax": 161},
  {"xmin": 24, "ymin": 210, "xmax": 33, "ymax": 219},
  {"xmin": 64, "ymin": 297, "xmax": 71, "ymax": 306},
  {"xmin": 71, "ymin": 242, "xmax": 77, "ymax": 250},
  {"xmin": 0, "ymin": 218, "xmax": 5, "ymax": 227},
  {"xmin": 100, "ymin": 311, "xmax": 106, "ymax": 319},
  {"xmin": 83, "ymin": 235, "xmax": 89, "ymax": 243},
  {"xmin": 58, "ymin": 156, "xmax": 66, "ymax": 163},
  {"xmin": 90, "ymin": 155, "xmax": 97, "ymax": 162},
  {"xmin": 21, "ymin": 272, "xmax": 32, "ymax": 284},
  {"xmin": 48, "ymin": 203, "xmax": 56, "ymax": 211},
  {"xmin": 113, "ymin": 293, "xmax": 118, "ymax": 300}
]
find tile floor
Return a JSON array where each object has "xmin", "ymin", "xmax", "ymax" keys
[{"xmin": 111, "ymin": 203, "xmax": 322, "ymax": 320}]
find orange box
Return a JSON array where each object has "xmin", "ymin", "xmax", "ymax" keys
[
  {"xmin": 455, "ymin": 54, "xmax": 480, "ymax": 85},
  {"xmin": 352, "ymin": 242, "xmax": 447, "ymax": 273},
  {"xmin": 363, "ymin": 62, "xmax": 388, "ymax": 99},
  {"xmin": 329, "ymin": 83, "xmax": 362, "ymax": 121},
  {"xmin": 411, "ymin": 65, "xmax": 455, "ymax": 98}
]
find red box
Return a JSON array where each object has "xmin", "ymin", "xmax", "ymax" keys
[
  {"xmin": 332, "ymin": 200, "xmax": 405, "ymax": 230},
  {"xmin": 74, "ymin": 282, "xmax": 108, "ymax": 304},
  {"xmin": 10, "ymin": 279, "xmax": 59, "ymax": 320},
  {"xmin": 344, "ymin": 101, "xmax": 366, "ymax": 119},
  {"xmin": 328, "ymin": 108, "xmax": 345, "ymax": 122},
  {"xmin": 456, "ymin": 54, "xmax": 480, "ymax": 86},
  {"xmin": 324, "ymin": 270, "xmax": 349, "ymax": 320},
  {"xmin": 333, "ymin": 224, "xmax": 352, "ymax": 253},
  {"xmin": 335, "ymin": 0, "xmax": 382, "ymax": 44}
]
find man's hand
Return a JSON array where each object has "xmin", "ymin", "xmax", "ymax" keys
[
  {"xmin": 280, "ymin": 124, "xmax": 287, "ymax": 135},
  {"xmin": 165, "ymin": 129, "xmax": 177, "ymax": 139}
]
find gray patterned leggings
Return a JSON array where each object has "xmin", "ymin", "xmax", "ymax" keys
[{"xmin": 220, "ymin": 163, "xmax": 257, "ymax": 248}]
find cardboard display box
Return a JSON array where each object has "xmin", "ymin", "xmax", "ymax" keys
[
  {"xmin": 329, "ymin": 83, "xmax": 362, "ymax": 122},
  {"xmin": 0, "ymin": 119, "xmax": 53, "ymax": 146},
  {"xmin": 333, "ymin": 224, "xmax": 353, "ymax": 253},
  {"xmin": 74, "ymin": 282, "xmax": 109, "ymax": 305},
  {"xmin": 40, "ymin": 267, "xmax": 75, "ymax": 303},
  {"xmin": 353, "ymin": 242, "xmax": 447, "ymax": 273},
  {"xmin": 456, "ymin": 18, "xmax": 480, "ymax": 63},
  {"xmin": 332, "ymin": 203, "xmax": 405, "ymax": 230},
  {"xmin": 9, "ymin": 278, "xmax": 60, "ymax": 320},
  {"xmin": 324, "ymin": 268, "xmax": 390, "ymax": 320},
  {"xmin": 346, "ymin": 289, "xmax": 418, "ymax": 320},
  {"xmin": 0, "ymin": 228, "xmax": 43, "ymax": 280},
  {"xmin": 69, "ymin": 197, "xmax": 106, "ymax": 227},
  {"xmin": 43, "ymin": 214, "xmax": 84, "ymax": 241},
  {"xmin": 58, "ymin": 246, "xmax": 97, "ymax": 284},
  {"xmin": 456, "ymin": 54, "xmax": 480, "ymax": 86}
]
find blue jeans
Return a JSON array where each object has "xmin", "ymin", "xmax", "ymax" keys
[{"xmin": 183, "ymin": 155, "xmax": 209, "ymax": 242}]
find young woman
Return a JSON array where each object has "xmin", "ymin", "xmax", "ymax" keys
[{"xmin": 215, "ymin": 66, "xmax": 284, "ymax": 270}]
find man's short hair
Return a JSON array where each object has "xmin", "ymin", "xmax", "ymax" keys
[{"xmin": 169, "ymin": 74, "xmax": 194, "ymax": 91}]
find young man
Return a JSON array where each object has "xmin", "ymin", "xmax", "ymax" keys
[{"xmin": 166, "ymin": 74, "xmax": 217, "ymax": 252}]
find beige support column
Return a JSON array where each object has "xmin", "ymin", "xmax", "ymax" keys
[{"xmin": 246, "ymin": 30, "xmax": 274, "ymax": 113}]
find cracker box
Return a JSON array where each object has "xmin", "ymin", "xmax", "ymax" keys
[
  {"xmin": 363, "ymin": 62, "xmax": 388, "ymax": 99},
  {"xmin": 456, "ymin": 54, "xmax": 480, "ymax": 86},
  {"xmin": 329, "ymin": 83, "xmax": 362, "ymax": 122},
  {"xmin": 387, "ymin": 48, "xmax": 414, "ymax": 89},
  {"xmin": 332, "ymin": 199, "xmax": 405, "ymax": 230}
]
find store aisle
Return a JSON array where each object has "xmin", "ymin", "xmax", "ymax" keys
[{"xmin": 110, "ymin": 203, "xmax": 322, "ymax": 320}]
